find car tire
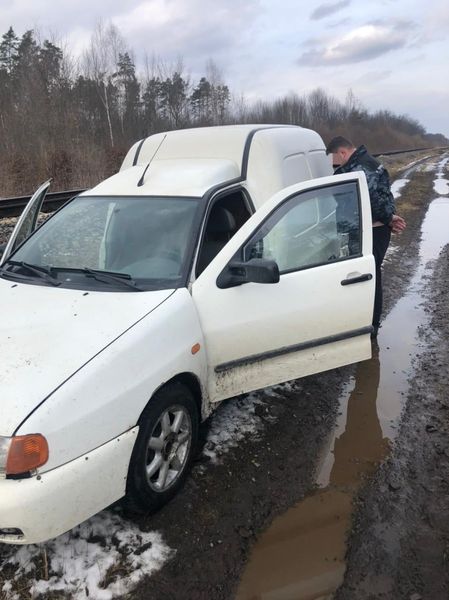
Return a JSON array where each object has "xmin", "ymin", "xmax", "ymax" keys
[{"xmin": 124, "ymin": 381, "xmax": 199, "ymax": 514}]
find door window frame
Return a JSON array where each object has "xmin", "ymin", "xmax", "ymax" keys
[
  {"xmin": 190, "ymin": 184, "xmax": 255, "ymax": 283},
  {"xmin": 225, "ymin": 179, "xmax": 364, "ymax": 280},
  {"xmin": 0, "ymin": 180, "xmax": 51, "ymax": 265}
]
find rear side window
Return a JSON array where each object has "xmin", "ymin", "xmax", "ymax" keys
[
  {"xmin": 282, "ymin": 154, "xmax": 311, "ymax": 187},
  {"xmin": 307, "ymin": 150, "xmax": 333, "ymax": 178},
  {"xmin": 243, "ymin": 181, "xmax": 361, "ymax": 274}
]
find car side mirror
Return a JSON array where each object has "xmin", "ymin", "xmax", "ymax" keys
[
  {"xmin": 0, "ymin": 244, "xmax": 5, "ymax": 260},
  {"xmin": 217, "ymin": 258, "xmax": 280, "ymax": 289}
]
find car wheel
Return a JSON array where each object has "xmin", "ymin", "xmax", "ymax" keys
[{"xmin": 124, "ymin": 381, "xmax": 199, "ymax": 513}]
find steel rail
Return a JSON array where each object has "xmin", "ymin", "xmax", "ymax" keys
[{"xmin": 0, "ymin": 189, "xmax": 85, "ymax": 218}]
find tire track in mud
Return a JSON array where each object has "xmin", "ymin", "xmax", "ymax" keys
[
  {"xmin": 335, "ymin": 156, "xmax": 449, "ymax": 599},
  {"xmin": 234, "ymin": 153, "xmax": 448, "ymax": 600}
]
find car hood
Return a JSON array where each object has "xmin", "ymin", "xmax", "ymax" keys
[{"xmin": 0, "ymin": 279, "xmax": 174, "ymax": 436}]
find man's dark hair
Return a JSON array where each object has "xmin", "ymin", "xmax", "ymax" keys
[{"xmin": 325, "ymin": 136, "xmax": 355, "ymax": 155}]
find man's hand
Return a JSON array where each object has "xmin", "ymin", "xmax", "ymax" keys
[{"xmin": 390, "ymin": 214, "xmax": 406, "ymax": 233}]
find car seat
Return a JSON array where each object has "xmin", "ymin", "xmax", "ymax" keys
[{"xmin": 197, "ymin": 206, "xmax": 236, "ymax": 275}]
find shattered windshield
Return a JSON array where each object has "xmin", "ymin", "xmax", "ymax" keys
[{"xmin": 7, "ymin": 195, "xmax": 200, "ymax": 290}]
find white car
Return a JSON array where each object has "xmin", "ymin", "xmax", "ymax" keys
[{"xmin": 0, "ymin": 125, "xmax": 375, "ymax": 544}]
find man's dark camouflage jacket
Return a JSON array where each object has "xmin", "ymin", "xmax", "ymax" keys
[{"xmin": 334, "ymin": 145, "xmax": 395, "ymax": 225}]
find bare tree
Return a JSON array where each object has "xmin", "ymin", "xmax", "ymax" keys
[{"xmin": 83, "ymin": 22, "xmax": 127, "ymax": 147}]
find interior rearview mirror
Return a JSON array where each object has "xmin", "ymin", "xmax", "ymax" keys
[{"xmin": 217, "ymin": 258, "xmax": 280, "ymax": 289}]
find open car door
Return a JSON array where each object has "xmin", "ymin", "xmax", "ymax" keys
[
  {"xmin": 0, "ymin": 180, "xmax": 51, "ymax": 266},
  {"xmin": 192, "ymin": 172, "xmax": 375, "ymax": 402}
]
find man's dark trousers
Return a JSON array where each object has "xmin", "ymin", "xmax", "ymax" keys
[{"xmin": 372, "ymin": 225, "xmax": 391, "ymax": 333}]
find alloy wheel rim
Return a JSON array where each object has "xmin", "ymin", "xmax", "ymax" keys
[{"xmin": 145, "ymin": 405, "xmax": 192, "ymax": 492}]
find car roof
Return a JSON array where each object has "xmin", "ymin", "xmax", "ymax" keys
[
  {"xmin": 83, "ymin": 158, "xmax": 240, "ymax": 198},
  {"xmin": 121, "ymin": 124, "xmax": 323, "ymax": 174},
  {"xmin": 85, "ymin": 125, "xmax": 326, "ymax": 199}
]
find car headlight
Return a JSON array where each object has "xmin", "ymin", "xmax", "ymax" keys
[{"xmin": 0, "ymin": 435, "xmax": 49, "ymax": 478}]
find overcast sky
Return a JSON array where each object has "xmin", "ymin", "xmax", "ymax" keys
[{"xmin": 1, "ymin": 0, "xmax": 448, "ymax": 136}]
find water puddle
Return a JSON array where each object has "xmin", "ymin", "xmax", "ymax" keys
[{"xmin": 235, "ymin": 159, "xmax": 449, "ymax": 600}]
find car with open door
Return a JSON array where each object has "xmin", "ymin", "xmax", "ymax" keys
[{"xmin": 0, "ymin": 125, "xmax": 374, "ymax": 544}]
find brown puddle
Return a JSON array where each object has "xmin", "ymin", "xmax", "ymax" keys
[
  {"xmin": 235, "ymin": 164, "xmax": 449, "ymax": 600},
  {"xmin": 235, "ymin": 349, "xmax": 388, "ymax": 600}
]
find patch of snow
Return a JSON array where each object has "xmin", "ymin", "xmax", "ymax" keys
[
  {"xmin": 433, "ymin": 155, "xmax": 449, "ymax": 196},
  {"xmin": 436, "ymin": 155, "xmax": 449, "ymax": 174},
  {"xmin": 391, "ymin": 178, "xmax": 409, "ymax": 199},
  {"xmin": 202, "ymin": 382, "xmax": 294, "ymax": 462},
  {"xmin": 401, "ymin": 155, "xmax": 432, "ymax": 174},
  {"xmin": 203, "ymin": 393, "xmax": 267, "ymax": 462},
  {"xmin": 1, "ymin": 511, "xmax": 173, "ymax": 600},
  {"xmin": 434, "ymin": 178, "xmax": 449, "ymax": 196},
  {"xmin": 384, "ymin": 243, "xmax": 399, "ymax": 262}
]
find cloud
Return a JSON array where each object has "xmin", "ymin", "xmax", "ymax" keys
[
  {"xmin": 354, "ymin": 69, "xmax": 392, "ymax": 84},
  {"xmin": 421, "ymin": 0, "xmax": 449, "ymax": 43},
  {"xmin": 298, "ymin": 21, "xmax": 414, "ymax": 65},
  {"xmin": 310, "ymin": 0, "xmax": 351, "ymax": 20},
  {"xmin": 0, "ymin": 0, "xmax": 127, "ymax": 35},
  {"xmin": 111, "ymin": 0, "xmax": 262, "ymax": 70},
  {"xmin": 0, "ymin": 0, "xmax": 262, "ymax": 75},
  {"xmin": 328, "ymin": 17, "xmax": 352, "ymax": 28}
]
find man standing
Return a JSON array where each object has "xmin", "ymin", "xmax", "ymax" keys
[{"xmin": 325, "ymin": 136, "xmax": 406, "ymax": 338}]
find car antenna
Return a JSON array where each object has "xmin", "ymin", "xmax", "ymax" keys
[{"xmin": 137, "ymin": 134, "xmax": 167, "ymax": 187}]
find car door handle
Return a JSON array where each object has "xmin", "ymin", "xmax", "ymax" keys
[{"xmin": 341, "ymin": 273, "xmax": 373, "ymax": 286}]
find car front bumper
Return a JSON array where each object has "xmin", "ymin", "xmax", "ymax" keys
[{"xmin": 0, "ymin": 427, "xmax": 137, "ymax": 544}]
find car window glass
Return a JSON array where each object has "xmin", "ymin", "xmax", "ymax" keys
[
  {"xmin": 307, "ymin": 150, "xmax": 333, "ymax": 178},
  {"xmin": 196, "ymin": 190, "xmax": 252, "ymax": 276},
  {"xmin": 244, "ymin": 182, "xmax": 360, "ymax": 273},
  {"xmin": 11, "ymin": 196, "xmax": 200, "ymax": 288},
  {"xmin": 282, "ymin": 154, "xmax": 310, "ymax": 187}
]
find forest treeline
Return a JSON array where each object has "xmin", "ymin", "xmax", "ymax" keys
[{"xmin": 0, "ymin": 23, "xmax": 447, "ymax": 196}]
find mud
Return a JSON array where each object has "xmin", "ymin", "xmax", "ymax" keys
[
  {"xmin": 335, "ymin": 189, "xmax": 449, "ymax": 595},
  {"xmin": 129, "ymin": 372, "xmax": 347, "ymax": 600},
  {"xmin": 235, "ymin": 156, "xmax": 449, "ymax": 600}
]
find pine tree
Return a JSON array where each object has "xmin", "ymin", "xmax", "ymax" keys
[{"xmin": 0, "ymin": 26, "xmax": 19, "ymax": 74}]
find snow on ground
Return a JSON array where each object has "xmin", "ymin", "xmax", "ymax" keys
[
  {"xmin": 434, "ymin": 178, "xmax": 449, "ymax": 195},
  {"xmin": 391, "ymin": 178, "xmax": 409, "ymax": 199},
  {"xmin": 202, "ymin": 384, "xmax": 292, "ymax": 462},
  {"xmin": 1, "ymin": 511, "xmax": 173, "ymax": 600},
  {"xmin": 384, "ymin": 243, "xmax": 399, "ymax": 262},
  {"xmin": 433, "ymin": 155, "xmax": 449, "ymax": 196},
  {"xmin": 398, "ymin": 155, "xmax": 433, "ymax": 175}
]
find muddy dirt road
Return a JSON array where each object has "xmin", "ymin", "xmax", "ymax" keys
[{"xmin": 1, "ymin": 150, "xmax": 448, "ymax": 600}]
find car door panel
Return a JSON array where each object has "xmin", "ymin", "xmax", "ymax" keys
[{"xmin": 192, "ymin": 172, "xmax": 374, "ymax": 401}]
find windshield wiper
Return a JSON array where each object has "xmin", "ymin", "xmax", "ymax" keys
[
  {"xmin": 82, "ymin": 267, "xmax": 144, "ymax": 291},
  {"xmin": 1, "ymin": 260, "xmax": 61, "ymax": 286}
]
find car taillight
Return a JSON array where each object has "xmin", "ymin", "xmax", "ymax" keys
[{"xmin": 0, "ymin": 435, "xmax": 49, "ymax": 476}]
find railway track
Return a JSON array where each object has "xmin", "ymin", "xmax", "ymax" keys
[
  {"xmin": 0, "ymin": 147, "xmax": 447, "ymax": 219},
  {"xmin": 0, "ymin": 188, "xmax": 84, "ymax": 218}
]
